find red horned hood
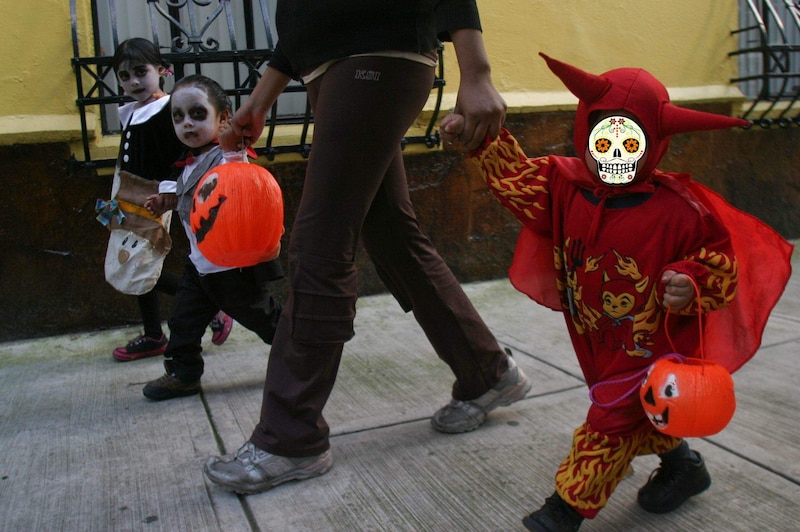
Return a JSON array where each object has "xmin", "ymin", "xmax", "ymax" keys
[{"xmin": 539, "ymin": 53, "xmax": 749, "ymax": 192}]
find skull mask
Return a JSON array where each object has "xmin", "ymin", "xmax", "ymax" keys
[{"xmin": 588, "ymin": 115, "xmax": 647, "ymax": 186}]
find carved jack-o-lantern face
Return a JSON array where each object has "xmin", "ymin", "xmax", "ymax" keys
[
  {"xmin": 640, "ymin": 357, "xmax": 736, "ymax": 438},
  {"xmin": 190, "ymin": 162, "xmax": 284, "ymax": 268}
]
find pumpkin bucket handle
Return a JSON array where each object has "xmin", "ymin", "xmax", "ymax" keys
[
  {"xmin": 663, "ymin": 276, "xmax": 706, "ymax": 365},
  {"xmin": 588, "ymin": 355, "xmax": 686, "ymax": 408}
]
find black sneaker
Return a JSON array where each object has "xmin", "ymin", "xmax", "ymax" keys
[
  {"xmin": 113, "ymin": 333, "xmax": 167, "ymax": 362},
  {"xmin": 143, "ymin": 373, "xmax": 200, "ymax": 401},
  {"xmin": 637, "ymin": 451, "xmax": 711, "ymax": 513},
  {"xmin": 522, "ymin": 493, "xmax": 584, "ymax": 531}
]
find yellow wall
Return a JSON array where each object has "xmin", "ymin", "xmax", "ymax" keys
[
  {"xmin": 0, "ymin": 0, "xmax": 89, "ymax": 144},
  {"xmin": 439, "ymin": 1, "xmax": 743, "ymax": 111},
  {"xmin": 0, "ymin": 0, "xmax": 744, "ymax": 148}
]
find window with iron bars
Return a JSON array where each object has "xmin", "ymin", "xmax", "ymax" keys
[
  {"xmin": 732, "ymin": 0, "xmax": 800, "ymax": 127},
  {"xmin": 70, "ymin": 0, "xmax": 445, "ymax": 169}
]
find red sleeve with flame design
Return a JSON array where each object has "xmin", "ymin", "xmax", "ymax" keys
[{"xmin": 470, "ymin": 128, "xmax": 553, "ymax": 234}]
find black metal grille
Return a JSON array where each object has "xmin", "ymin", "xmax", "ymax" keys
[
  {"xmin": 70, "ymin": 0, "xmax": 445, "ymax": 169},
  {"xmin": 731, "ymin": 0, "xmax": 800, "ymax": 127}
]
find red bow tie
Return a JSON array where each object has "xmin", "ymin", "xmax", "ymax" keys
[
  {"xmin": 175, "ymin": 145, "xmax": 258, "ymax": 168},
  {"xmin": 175, "ymin": 151, "xmax": 196, "ymax": 168}
]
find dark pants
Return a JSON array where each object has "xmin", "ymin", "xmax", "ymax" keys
[
  {"xmin": 249, "ymin": 56, "xmax": 507, "ymax": 457},
  {"xmin": 164, "ymin": 258, "xmax": 282, "ymax": 382},
  {"xmin": 138, "ymin": 269, "xmax": 180, "ymax": 339}
]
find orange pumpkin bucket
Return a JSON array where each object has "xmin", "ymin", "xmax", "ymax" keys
[
  {"xmin": 590, "ymin": 277, "xmax": 737, "ymax": 438},
  {"xmin": 639, "ymin": 279, "xmax": 736, "ymax": 438},
  {"xmin": 190, "ymin": 161, "xmax": 284, "ymax": 268},
  {"xmin": 639, "ymin": 354, "xmax": 735, "ymax": 438}
]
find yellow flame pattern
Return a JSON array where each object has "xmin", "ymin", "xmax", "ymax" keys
[{"xmin": 555, "ymin": 423, "xmax": 681, "ymax": 517}]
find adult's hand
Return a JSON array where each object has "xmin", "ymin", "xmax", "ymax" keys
[
  {"xmin": 439, "ymin": 112, "xmax": 465, "ymax": 146},
  {"xmin": 219, "ymin": 66, "xmax": 292, "ymax": 151},
  {"xmin": 450, "ymin": 29, "xmax": 507, "ymax": 151},
  {"xmin": 220, "ymin": 98, "xmax": 265, "ymax": 151},
  {"xmin": 453, "ymin": 78, "xmax": 505, "ymax": 150}
]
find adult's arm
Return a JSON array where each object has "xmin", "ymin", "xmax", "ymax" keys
[{"xmin": 449, "ymin": 28, "xmax": 507, "ymax": 150}]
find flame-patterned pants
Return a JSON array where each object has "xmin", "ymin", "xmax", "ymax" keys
[{"xmin": 555, "ymin": 422, "xmax": 681, "ymax": 518}]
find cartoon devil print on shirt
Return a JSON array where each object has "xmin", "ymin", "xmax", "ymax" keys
[{"xmin": 561, "ymin": 241, "xmax": 658, "ymax": 358}]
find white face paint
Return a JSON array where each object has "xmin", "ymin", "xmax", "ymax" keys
[
  {"xmin": 587, "ymin": 115, "xmax": 647, "ymax": 185},
  {"xmin": 116, "ymin": 61, "xmax": 164, "ymax": 105},
  {"xmin": 171, "ymin": 86, "xmax": 222, "ymax": 149}
]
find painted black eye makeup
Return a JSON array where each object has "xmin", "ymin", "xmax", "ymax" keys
[{"xmin": 189, "ymin": 106, "xmax": 208, "ymax": 121}]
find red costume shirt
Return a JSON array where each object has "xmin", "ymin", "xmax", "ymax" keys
[
  {"xmin": 465, "ymin": 53, "xmax": 793, "ymax": 519},
  {"xmin": 470, "ymin": 54, "xmax": 792, "ymax": 434},
  {"xmin": 474, "ymin": 131, "xmax": 738, "ymax": 433}
]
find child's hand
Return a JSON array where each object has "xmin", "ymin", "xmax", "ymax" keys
[
  {"xmin": 145, "ymin": 193, "xmax": 177, "ymax": 217},
  {"xmin": 661, "ymin": 270, "xmax": 694, "ymax": 311},
  {"xmin": 440, "ymin": 113, "xmax": 466, "ymax": 149}
]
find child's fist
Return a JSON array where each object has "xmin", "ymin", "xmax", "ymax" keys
[
  {"xmin": 661, "ymin": 270, "xmax": 694, "ymax": 311},
  {"xmin": 144, "ymin": 193, "xmax": 176, "ymax": 217}
]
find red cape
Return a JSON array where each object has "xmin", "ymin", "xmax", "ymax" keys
[{"xmin": 509, "ymin": 182, "xmax": 793, "ymax": 373}]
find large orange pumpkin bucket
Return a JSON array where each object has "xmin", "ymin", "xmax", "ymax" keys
[
  {"xmin": 590, "ymin": 278, "xmax": 736, "ymax": 438},
  {"xmin": 190, "ymin": 159, "xmax": 284, "ymax": 268},
  {"xmin": 639, "ymin": 278, "xmax": 736, "ymax": 438},
  {"xmin": 639, "ymin": 353, "xmax": 735, "ymax": 437}
]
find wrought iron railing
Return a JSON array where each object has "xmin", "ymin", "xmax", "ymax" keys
[
  {"xmin": 70, "ymin": 0, "xmax": 445, "ymax": 169},
  {"xmin": 731, "ymin": 0, "xmax": 800, "ymax": 127}
]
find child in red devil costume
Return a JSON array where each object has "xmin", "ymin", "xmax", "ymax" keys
[{"xmin": 442, "ymin": 53, "xmax": 793, "ymax": 530}]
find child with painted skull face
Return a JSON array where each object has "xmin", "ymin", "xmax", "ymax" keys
[
  {"xmin": 442, "ymin": 53, "xmax": 792, "ymax": 530},
  {"xmin": 107, "ymin": 38, "xmax": 234, "ymax": 361},
  {"xmin": 141, "ymin": 74, "xmax": 283, "ymax": 401}
]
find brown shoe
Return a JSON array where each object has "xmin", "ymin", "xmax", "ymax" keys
[{"xmin": 143, "ymin": 373, "xmax": 200, "ymax": 401}]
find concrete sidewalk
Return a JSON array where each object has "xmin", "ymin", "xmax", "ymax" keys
[{"xmin": 1, "ymin": 249, "xmax": 799, "ymax": 531}]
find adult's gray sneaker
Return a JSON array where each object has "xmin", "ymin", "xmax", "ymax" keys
[
  {"xmin": 204, "ymin": 442, "xmax": 333, "ymax": 494},
  {"xmin": 431, "ymin": 352, "xmax": 531, "ymax": 433}
]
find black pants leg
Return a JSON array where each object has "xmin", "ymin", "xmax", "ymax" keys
[
  {"xmin": 164, "ymin": 259, "xmax": 282, "ymax": 382},
  {"xmin": 162, "ymin": 264, "xmax": 219, "ymax": 382},
  {"xmin": 138, "ymin": 269, "xmax": 181, "ymax": 339}
]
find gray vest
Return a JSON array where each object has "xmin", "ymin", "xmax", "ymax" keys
[{"xmin": 175, "ymin": 146, "xmax": 224, "ymax": 227}]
